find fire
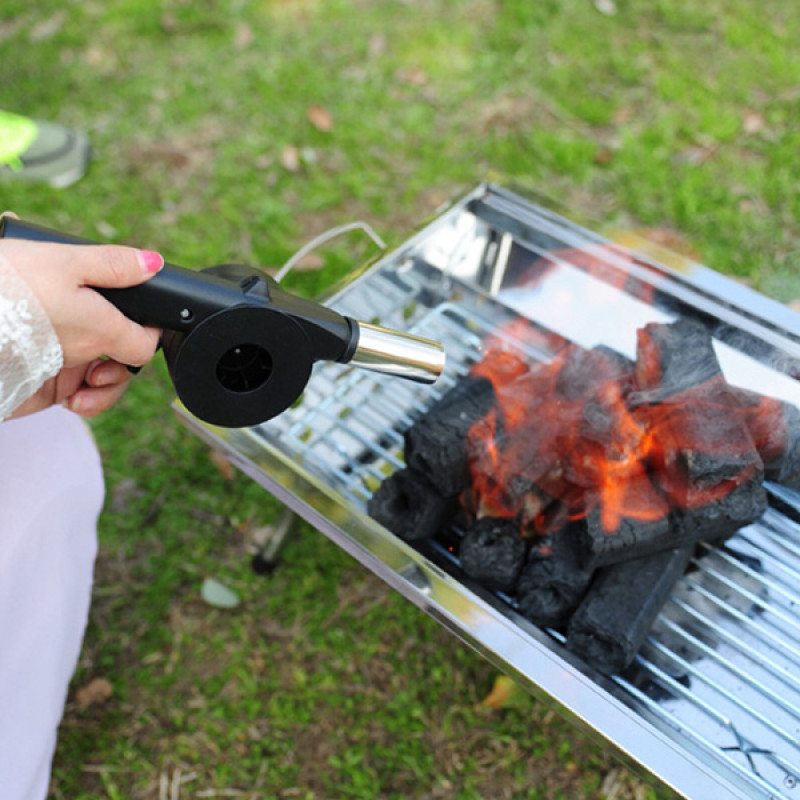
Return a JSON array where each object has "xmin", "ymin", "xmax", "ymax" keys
[{"xmin": 464, "ymin": 330, "xmax": 762, "ymax": 538}]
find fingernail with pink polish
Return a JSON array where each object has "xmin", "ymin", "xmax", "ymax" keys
[{"xmin": 138, "ymin": 249, "xmax": 164, "ymax": 273}]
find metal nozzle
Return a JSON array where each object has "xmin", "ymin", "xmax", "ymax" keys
[{"xmin": 347, "ymin": 321, "xmax": 445, "ymax": 384}]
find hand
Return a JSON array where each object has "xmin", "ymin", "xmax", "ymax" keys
[
  {"xmin": 9, "ymin": 358, "xmax": 134, "ymax": 419},
  {"xmin": 0, "ymin": 234, "xmax": 163, "ymax": 368},
  {"xmin": 1, "ymin": 217, "xmax": 164, "ymax": 418}
]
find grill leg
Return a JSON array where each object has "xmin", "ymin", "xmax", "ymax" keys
[{"xmin": 251, "ymin": 507, "xmax": 296, "ymax": 574}]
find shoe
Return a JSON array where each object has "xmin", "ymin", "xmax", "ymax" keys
[{"xmin": 0, "ymin": 110, "xmax": 90, "ymax": 188}]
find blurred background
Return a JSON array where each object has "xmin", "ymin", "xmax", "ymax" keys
[{"xmin": 2, "ymin": 1, "xmax": 798, "ymax": 798}]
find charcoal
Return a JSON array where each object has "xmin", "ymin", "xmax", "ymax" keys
[
  {"xmin": 729, "ymin": 387, "xmax": 800, "ymax": 490},
  {"xmin": 459, "ymin": 517, "xmax": 527, "ymax": 593},
  {"xmin": 468, "ymin": 472, "xmax": 559, "ymax": 527},
  {"xmin": 566, "ymin": 543, "xmax": 694, "ymax": 675},
  {"xmin": 580, "ymin": 396, "xmax": 623, "ymax": 446},
  {"xmin": 632, "ymin": 381, "xmax": 767, "ymax": 537},
  {"xmin": 592, "ymin": 344, "xmax": 635, "ymax": 373},
  {"xmin": 404, "ymin": 376, "xmax": 495, "ymax": 497},
  {"xmin": 634, "ymin": 319, "xmax": 722, "ymax": 402},
  {"xmin": 671, "ymin": 475, "xmax": 767, "ymax": 542},
  {"xmin": 635, "ymin": 320, "xmax": 785, "ymax": 490},
  {"xmin": 515, "ymin": 522, "xmax": 594, "ymax": 628},
  {"xmin": 556, "ymin": 345, "xmax": 633, "ymax": 401},
  {"xmin": 759, "ymin": 402, "xmax": 800, "ymax": 488},
  {"xmin": 564, "ymin": 352, "xmax": 646, "ymax": 497},
  {"xmin": 579, "ymin": 501, "xmax": 672, "ymax": 570},
  {"xmin": 367, "ymin": 468, "xmax": 456, "ymax": 542}
]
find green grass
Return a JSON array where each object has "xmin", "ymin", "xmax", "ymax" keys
[{"xmin": 3, "ymin": 0, "xmax": 799, "ymax": 797}]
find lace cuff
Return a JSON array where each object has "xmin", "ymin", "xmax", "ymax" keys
[{"xmin": 0, "ymin": 253, "xmax": 63, "ymax": 419}]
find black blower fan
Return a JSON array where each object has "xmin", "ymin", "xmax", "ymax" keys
[{"xmin": 0, "ymin": 218, "xmax": 445, "ymax": 427}]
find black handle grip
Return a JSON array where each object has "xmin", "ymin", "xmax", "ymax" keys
[{"xmin": 0, "ymin": 217, "xmax": 238, "ymax": 332}]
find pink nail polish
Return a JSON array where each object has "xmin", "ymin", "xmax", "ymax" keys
[{"xmin": 138, "ymin": 249, "xmax": 164, "ymax": 273}]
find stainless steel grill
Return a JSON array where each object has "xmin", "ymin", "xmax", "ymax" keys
[{"xmin": 177, "ymin": 184, "xmax": 800, "ymax": 800}]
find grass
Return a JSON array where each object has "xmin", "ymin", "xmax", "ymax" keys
[{"xmin": 2, "ymin": 0, "xmax": 799, "ymax": 797}]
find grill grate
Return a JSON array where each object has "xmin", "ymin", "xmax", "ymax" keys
[{"xmin": 254, "ymin": 256, "xmax": 800, "ymax": 799}]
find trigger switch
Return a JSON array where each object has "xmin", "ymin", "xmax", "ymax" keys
[{"xmin": 241, "ymin": 275, "xmax": 270, "ymax": 300}]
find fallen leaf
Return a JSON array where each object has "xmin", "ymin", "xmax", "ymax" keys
[
  {"xmin": 479, "ymin": 673, "xmax": 529, "ymax": 709},
  {"xmin": 300, "ymin": 146, "xmax": 317, "ymax": 165},
  {"xmin": 94, "ymin": 220, "xmax": 117, "ymax": 240},
  {"xmin": 243, "ymin": 523, "xmax": 274, "ymax": 551},
  {"xmin": 75, "ymin": 677, "xmax": 113, "ymax": 711},
  {"xmin": 742, "ymin": 109, "xmax": 766, "ymax": 135},
  {"xmin": 160, "ymin": 13, "xmax": 179, "ymax": 33},
  {"xmin": 201, "ymin": 577, "xmax": 241, "ymax": 609},
  {"xmin": 593, "ymin": 146, "xmax": 615, "ymax": 166},
  {"xmin": 233, "ymin": 23, "xmax": 253, "ymax": 49},
  {"xmin": 368, "ymin": 33, "xmax": 387, "ymax": 58},
  {"xmin": 395, "ymin": 67, "xmax": 427, "ymax": 86},
  {"xmin": 280, "ymin": 145, "xmax": 300, "ymax": 172},
  {"xmin": 255, "ymin": 153, "xmax": 273, "ymax": 169},
  {"xmin": 29, "ymin": 10, "xmax": 66, "ymax": 41},
  {"xmin": 209, "ymin": 449, "xmax": 236, "ymax": 481},
  {"xmin": 673, "ymin": 143, "xmax": 717, "ymax": 166},
  {"xmin": 594, "ymin": 0, "xmax": 617, "ymax": 15},
  {"xmin": 83, "ymin": 44, "xmax": 117, "ymax": 72},
  {"xmin": 478, "ymin": 94, "xmax": 533, "ymax": 134},
  {"xmin": 307, "ymin": 104, "xmax": 334, "ymax": 132},
  {"xmin": 612, "ymin": 107, "xmax": 634, "ymax": 124}
]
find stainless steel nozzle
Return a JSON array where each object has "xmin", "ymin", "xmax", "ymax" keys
[{"xmin": 347, "ymin": 321, "xmax": 446, "ymax": 384}]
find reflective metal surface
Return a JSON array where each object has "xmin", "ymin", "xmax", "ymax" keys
[
  {"xmin": 177, "ymin": 184, "xmax": 800, "ymax": 800},
  {"xmin": 348, "ymin": 321, "xmax": 445, "ymax": 384}
]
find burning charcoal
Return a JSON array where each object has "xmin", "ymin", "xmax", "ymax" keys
[
  {"xmin": 671, "ymin": 474, "xmax": 767, "ymax": 543},
  {"xmin": 404, "ymin": 376, "xmax": 495, "ymax": 497},
  {"xmin": 459, "ymin": 517, "xmax": 527, "ymax": 593},
  {"xmin": 728, "ymin": 387, "xmax": 800, "ymax": 490},
  {"xmin": 367, "ymin": 468, "xmax": 456, "ymax": 542},
  {"xmin": 579, "ymin": 499, "xmax": 672, "ymax": 570},
  {"xmin": 633, "ymin": 378, "xmax": 767, "ymax": 540},
  {"xmin": 566, "ymin": 543, "xmax": 694, "ymax": 675},
  {"xmin": 556, "ymin": 345, "xmax": 633, "ymax": 401},
  {"xmin": 634, "ymin": 319, "xmax": 723, "ymax": 401},
  {"xmin": 515, "ymin": 522, "xmax": 594, "ymax": 628}
]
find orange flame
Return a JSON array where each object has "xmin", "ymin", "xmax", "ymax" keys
[
  {"xmin": 461, "ymin": 247, "xmax": 765, "ymax": 538},
  {"xmin": 464, "ymin": 342, "xmax": 759, "ymax": 537}
]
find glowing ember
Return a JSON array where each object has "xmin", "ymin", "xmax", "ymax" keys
[{"xmin": 464, "ymin": 320, "xmax": 767, "ymax": 538}]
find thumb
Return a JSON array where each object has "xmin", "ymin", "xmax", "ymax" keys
[{"xmin": 71, "ymin": 243, "xmax": 164, "ymax": 289}]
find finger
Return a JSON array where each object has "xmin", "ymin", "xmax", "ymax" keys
[
  {"xmin": 91, "ymin": 312, "xmax": 161, "ymax": 367},
  {"xmin": 68, "ymin": 243, "xmax": 164, "ymax": 289},
  {"xmin": 85, "ymin": 358, "xmax": 130, "ymax": 389},
  {"xmin": 1, "ymin": 211, "xmax": 19, "ymax": 219},
  {"xmin": 66, "ymin": 381, "xmax": 130, "ymax": 417}
]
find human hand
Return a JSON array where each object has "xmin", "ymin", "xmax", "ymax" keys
[
  {"xmin": 9, "ymin": 357, "xmax": 135, "ymax": 419},
  {"xmin": 0, "ymin": 233, "xmax": 163, "ymax": 369},
  {"xmin": 0, "ymin": 217, "xmax": 164, "ymax": 418}
]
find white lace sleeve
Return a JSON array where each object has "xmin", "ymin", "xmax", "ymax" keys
[{"xmin": 0, "ymin": 253, "xmax": 63, "ymax": 419}]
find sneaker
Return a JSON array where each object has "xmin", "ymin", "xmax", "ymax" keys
[{"xmin": 0, "ymin": 110, "xmax": 90, "ymax": 188}]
